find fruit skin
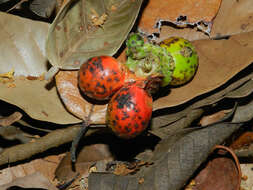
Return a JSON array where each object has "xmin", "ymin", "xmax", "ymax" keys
[
  {"xmin": 126, "ymin": 33, "xmax": 145, "ymax": 59},
  {"xmin": 106, "ymin": 81, "xmax": 152, "ymax": 139},
  {"xmin": 160, "ymin": 37, "xmax": 198, "ymax": 86},
  {"xmin": 78, "ymin": 56, "xmax": 125, "ymax": 100},
  {"xmin": 125, "ymin": 33, "xmax": 174, "ymax": 87}
]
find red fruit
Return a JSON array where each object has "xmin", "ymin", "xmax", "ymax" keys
[
  {"xmin": 106, "ymin": 81, "xmax": 153, "ymax": 139},
  {"xmin": 78, "ymin": 56, "xmax": 126, "ymax": 100}
]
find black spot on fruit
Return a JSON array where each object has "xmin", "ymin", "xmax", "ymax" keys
[
  {"xmin": 92, "ymin": 57, "xmax": 104, "ymax": 71},
  {"xmin": 125, "ymin": 126, "xmax": 131, "ymax": 133},
  {"xmin": 95, "ymin": 82, "xmax": 106, "ymax": 95},
  {"xmin": 112, "ymin": 70, "xmax": 118, "ymax": 75},
  {"xmin": 134, "ymin": 123, "xmax": 139, "ymax": 129},
  {"xmin": 122, "ymin": 111, "xmax": 130, "ymax": 120},
  {"xmin": 115, "ymin": 92, "xmax": 134, "ymax": 109},
  {"xmin": 114, "ymin": 77, "xmax": 120, "ymax": 82},
  {"xmin": 89, "ymin": 66, "xmax": 95, "ymax": 73},
  {"xmin": 141, "ymin": 121, "xmax": 146, "ymax": 126},
  {"xmin": 107, "ymin": 78, "xmax": 113, "ymax": 82}
]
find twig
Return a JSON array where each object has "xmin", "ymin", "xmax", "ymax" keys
[
  {"xmin": 70, "ymin": 105, "xmax": 94, "ymax": 163},
  {"xmin": 0, "ymin": 125, "xmax": 101, "ymax": 166}
]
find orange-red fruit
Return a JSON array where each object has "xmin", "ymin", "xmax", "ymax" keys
[
  {"xmin": 78, "ymin": 56, "xmax": 125, "ymax": 100},
  {"xmin": 106, "ymin": 82, "xmax": 153, "ymax": 139}
]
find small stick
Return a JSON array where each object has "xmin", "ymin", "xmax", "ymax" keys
[
  {"xmin": 7, "ymin": 0, "xmax": 29, "ymax": 12},
  {"xmin": 70, "ymin": 105, "xmax": 94, "ymax": 164}
]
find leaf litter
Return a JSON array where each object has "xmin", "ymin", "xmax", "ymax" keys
[{"xmin": 0, "ymin": 0, "xmax": 253, "ymax": 189}]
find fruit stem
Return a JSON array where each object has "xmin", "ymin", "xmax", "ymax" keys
[{"xmin": 70, "ymin": 105, "xmax": 94, "ymax": 166}]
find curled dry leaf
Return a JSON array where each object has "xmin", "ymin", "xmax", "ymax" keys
[
  {"xmin": 0, "ymin": 112, "xmax": 22, "ymax": 127},
  {"xmin": 230, "ymin": 132, "xmax": 253, "ymax": 150},
  {"xmin": 189, "ymin": 146, "xmax": 241, "ymax": 190},
  {"xmin": 55, "ymin": 71, "xmax": 107, "ymax": 123},
  {"xmin": 138, "ymin": 0, "xmax": 222, "ymax": 35}
]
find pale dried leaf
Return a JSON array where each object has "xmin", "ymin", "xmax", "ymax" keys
[
  {"xmin": 199, "ymin": 110, "xmax": 229, "ymax": 126},
  {"xmin": 0, "ymin": 12, "xmax": 49, "ymax": 76},
  {"xmin": 0, "ymin": 78, "xmax": 81, "ymax": 124}
]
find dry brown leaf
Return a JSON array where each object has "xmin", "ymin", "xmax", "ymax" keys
[
  {"xmin": 0, "ymin": 155, "xmax": 63, "ymax": 187},
  {"xmin": 210, "ymin": 0, "xmax": 253, "ymax": 38},
  {"xmin": 159, "ymin": 0, "xmax": 253, "ymax": 41},
  {"xmin": 139, "ymin": 0, "xmax": 222, "ymax": 34},
  {"xmin": 0, "ymin": 78, "xmax": 80, "ymax": 124},
  {"xmin": 0, "ymin": 172, "xmax": 58, "ymax": 190},
  {"xmin": 55, "ymin": 71, "xmax": 107, "ymax": 124}
]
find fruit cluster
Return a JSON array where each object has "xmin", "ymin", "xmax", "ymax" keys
[{"xmin": 78, "ymin": 33, "xmax": 198, "ymax": 139}]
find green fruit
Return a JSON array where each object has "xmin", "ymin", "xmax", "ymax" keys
[
  {"xmin": 160, "ymin": 37, "xmax": 198, "ymax": 86},
  {"xmin": 125, "ymin": 34, "xmax": 174, "ymax": 87},
  {"xmin": 126, "ymin": 33, "xmax": 145, "ymax": 59}
]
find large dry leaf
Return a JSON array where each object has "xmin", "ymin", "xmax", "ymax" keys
[
  {"xmin": 0, "ymin": 155, "xmax": 62, "ymax": 188},
  {"xmin": 0, "ymin": 12, "xmax": 49, "ymax": 76},
  {"xmin": 159, "ymin": 0, "xmax": 253, "ymax": 41},
  {"xmin": 0, "ymin": 78, "xmax": 80, "ymax": 124},
  {"xmin": 138, "ymin": 0, "xmax": 221, "ymax": 35},
  {"xmin": 46, "ymin": 0, "xmax": 143, "ymax": 72}
]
